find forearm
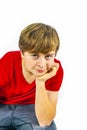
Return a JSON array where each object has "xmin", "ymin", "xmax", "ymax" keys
[{"xmin": 35, "ymin": 81, "xmax": 56, "ymax": 126}]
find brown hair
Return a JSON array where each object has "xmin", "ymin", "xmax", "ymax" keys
[{"xmin": 19, "ymin": 23, "xmax": 60, "ymax": 54}]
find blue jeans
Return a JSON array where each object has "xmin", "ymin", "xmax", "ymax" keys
[{"xmin": 0, "ymin": 104, "xmax": 57, "ymax": 130}]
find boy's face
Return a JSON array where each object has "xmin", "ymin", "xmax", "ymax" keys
[{"xmin": 21, "ymin": 51, "xmax": 56, "ymax": 77}]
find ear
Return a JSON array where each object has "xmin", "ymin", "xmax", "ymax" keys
[{"xmin": 20, "ymin": 51, "xmax": 24, "ymax": 58}]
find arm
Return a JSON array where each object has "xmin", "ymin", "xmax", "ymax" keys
[{"xmin": 35, "ymin": 63, "xmax": 59, "ymax": 126}]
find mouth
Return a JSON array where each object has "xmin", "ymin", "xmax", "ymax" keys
[{"xmin": 36, "ymin": 69, "xmax": 46, "ymax": 73}]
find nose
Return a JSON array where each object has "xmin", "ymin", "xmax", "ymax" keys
[{"xmin": 37, "ymin": 57, "xmax": 46, "ymax": 68}]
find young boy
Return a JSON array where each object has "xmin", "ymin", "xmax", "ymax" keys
[{"xmin": 0, "ymin": 23, "xmax": 63, "ymax": 130}]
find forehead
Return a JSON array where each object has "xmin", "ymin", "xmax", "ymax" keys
[
  {"xmin": 24, "ymin": 51, "xmax": 55, "ymax": 55},
  {"xmin": 30, "ymin": 51, "xmax": 55, "ymax": 55}
]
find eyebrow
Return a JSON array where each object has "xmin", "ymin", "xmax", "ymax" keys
[
  {"xmin": 46, "ymin": 52, "xmax": 55, "ymax": 55},
  {"xmin": 29, "ymin": 52, "xmax": 55, "ymax": 56},
  {"xmin": 45, "ymin": 53, "xmax": 55, "ymax": 57}
]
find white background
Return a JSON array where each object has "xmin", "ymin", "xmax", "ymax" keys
[{"xmin": 0, "ymin": 0, "xmax": 87, "ymax": 129}]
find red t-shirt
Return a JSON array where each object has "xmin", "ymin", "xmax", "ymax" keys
[{"xmin": 0, "ymin": 51, "xmax": 63, "ymax": 104}]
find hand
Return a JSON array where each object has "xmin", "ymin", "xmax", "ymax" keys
[{"xmin": 36, "ymin": 62, "xmax": 59, "ymax": 83}]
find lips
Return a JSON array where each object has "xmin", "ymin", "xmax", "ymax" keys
[{"xmin": 36, "ymin": 69, "xmax": 45, "ymax": 73}]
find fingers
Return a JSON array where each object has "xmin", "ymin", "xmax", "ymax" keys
[{"xmin": 52, "ymin": 62, "xmax": 59, "ymax": 71}]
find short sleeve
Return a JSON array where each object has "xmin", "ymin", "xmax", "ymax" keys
[
  {"xmin": 45, "ymin": 59, "xmax": 64, "ymax": 91},
  {"xmin": 0, "ymin": 52, "xmax": 13, "ymax": 87}
]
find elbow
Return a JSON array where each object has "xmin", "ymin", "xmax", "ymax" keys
[
  {"xmin": 37, "ymin": 112, "xmax": 56, "ymax": 127},
  {"xmin": 38, "ymin": 120, "xmax": 52, "ymax": 127}
]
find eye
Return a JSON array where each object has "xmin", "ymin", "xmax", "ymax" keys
[
  {"xmin": 45, "ymin": 55, "xmax": 52, "ymax": 60},
  {"xmin": 45, "ymin": 54, "xmax": 55, "ymax": 60},
  {"xmin": 31, "ymin": 54, "xmax": 38, "ymax": 59}
]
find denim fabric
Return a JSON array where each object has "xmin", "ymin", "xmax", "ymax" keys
[{"xmin": 0, "ymin": 104, "xmax": 57, "ymax": 130}]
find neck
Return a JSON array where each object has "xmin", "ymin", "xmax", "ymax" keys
[{"xmin": 22, "ymin": 60, "xmax": 36, "ymax": 84}]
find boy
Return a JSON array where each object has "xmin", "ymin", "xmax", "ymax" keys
[{"xmin": 0, "ymin": 23, "xmax": 63, "ymax": 130}]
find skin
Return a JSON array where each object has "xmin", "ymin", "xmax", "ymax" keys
[{"xmin": 21, "ymin": 51, "xmax": 59, "ymax": 126}]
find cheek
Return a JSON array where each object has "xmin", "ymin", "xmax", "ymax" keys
[
  {"xmin": 47, "ymin": 61, "xmax": 54, "ymax": 69},
  {"xmin": 23, "ymin": 60, "xmax": 31, "ymax": 70},
  {"xmin": 24, "ymin": 58, "xmax": 36, "ymax": 67},
  {"xmin": 28, "ymin": 61, "xmax": 37, "ymax": 68}
]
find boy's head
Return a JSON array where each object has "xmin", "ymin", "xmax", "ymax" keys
[{"xmin": 19, "ymin": 23, "xmax": 60, "ymax": 55}]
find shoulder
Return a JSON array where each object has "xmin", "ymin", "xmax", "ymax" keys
[
  {"xmin": 0, "ymin": 51, "xmax": 21, "ymax": 61},
  {"xmin": 0, "ymin": 51, "xmax": 21, "ymax": 67},
  {"xmin": 1, "ymin": 51, "xmax": 20, "ymax": 58},
  {"xmin": 54, "ymin": 58, "xmax": 62, "ymax": 65}
]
